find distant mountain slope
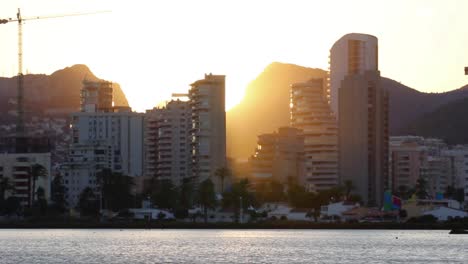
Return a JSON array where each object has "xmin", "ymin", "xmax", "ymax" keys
[
  {"xmin": 226, "ymin": 62, "xmax": 468, "ymax": 160},
  {"xmin": 0, "ymin": 64, "xmax": 129, "ymax": 115},
  {"xmin": 402, "ymin": 97, "xmax": 468, "ymax": 144},
  {"xmin": 385, "ymin": 78, "xmax": 468, "ymax": 134},
  {"xmin": 226, "ymin": 62, "xmax": 327, "ymax": 159}
]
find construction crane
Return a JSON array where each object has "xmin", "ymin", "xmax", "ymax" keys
[{"xmin": 0, "ymin": 8, "xmax": 109, "ymax": 142}]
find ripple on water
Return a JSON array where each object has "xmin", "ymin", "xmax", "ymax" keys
[{"xmin": 0, "ymin": 229, "xmax": 467, "ymax": 264}]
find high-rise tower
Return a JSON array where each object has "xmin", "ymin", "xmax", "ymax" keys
[
  {"xmin": 189, "ymin": 74, "xmax": 226, "ymax": 193},
  {"xmin": 338, "ymin": 70, "xmax": 389, "ymax": 206},
  {"xmin": 329, "ymin": 33, "xmax": 378, "ymax": 117},
  {"xmin": 290, "ymin": 78, "xmax": 338, "ymax": 191}
]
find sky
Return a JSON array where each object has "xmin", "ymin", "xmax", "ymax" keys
[{"xmin": 1, "ymin": 0, "xmax": 468, "ymax": 112}]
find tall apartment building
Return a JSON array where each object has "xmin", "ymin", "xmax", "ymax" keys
[
  {"xmin": 189, "ymin": 74, "xmax": 226, "ymax": 193},
  {"xmin": 60, "ymin": 143, "xmax": 108, "ymax": 207},
  {"xmin": 442, "ymin": 146, "xmax": 468, "ymax": 205},
  {"xmin": 70, "ymin": 109, "xmax": 144, "ymax": 176},
  {"xmin": 249, "ymin": 127, "xmax": 304, "ymax": 185},
  {"xmin": 290, "ymin": 78, "xmax": 338, "ymax": 191},
  {"xmin": 421, "ymin": 156, "xmax": 453, "ymax": 198},
  {"xmin": 390, "ymin": 141, "xmax": 427, "ymax": 193},
  {"xmin": 329, "ymin": 33, "xmax": 378, "ymax": 117},
  {"xmin": 338, "ymin": 70, "xmax": 389, "ymax": 206},
  {"xmin": 62, "ymin": 81, "xmax": 144, "ymax": 207},
  {"xmin": 389, "ymin": 136, "xmax": 456, "ymax": 198},
  {"xmin": 0, "ymin": 153, "xmax": 51, "ymax": 207},
  {"xmin": 145, "ymin": 100, "xmax": 192, "ymax": 186}
]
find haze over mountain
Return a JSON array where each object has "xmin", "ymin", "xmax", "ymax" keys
[
  {"xmin": 0, "ymin": 64, "xmax": 129, "ymax": 116},
  {"xmin": 226, "ymin": 62, "xmax": 327, "ymax": 159},
  {"xmin": 226, "ymin": 62, "xmax": 468, "ymax": 160}
]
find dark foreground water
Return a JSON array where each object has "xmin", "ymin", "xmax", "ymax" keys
[{"xmin": 0, "ymin": 229, "xmax": 466, "ymax": 263}]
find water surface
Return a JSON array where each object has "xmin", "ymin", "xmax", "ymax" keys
[{"xmin": 0, "ymin": 229, "xmax": 466, "ymax": 263}]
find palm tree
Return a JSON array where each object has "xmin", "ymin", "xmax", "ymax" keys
[
  {"xmin": 214, "ymin": 167, "xmax": 231, "ymax": 193},
  {"xmin": 415, "ymin": 177, "xmax": 429, "ymax": 199},
  {"xmin": 0, "ymin": 177, "xmax": 15, "ymax": 201},
  {"xmin": 343, "ymin": 180, "xmax": 354, "ymax": 200},
  {"xmin": 97, "ymin": 168, "xmax": 135, "ymax": 211},
  {"xmin": 197, "ymin": 179, "xmax": 217, "ymax": 223},
  {"xmin": 30, "ymin": 164, "xmax": 47, "ymax": 206}
]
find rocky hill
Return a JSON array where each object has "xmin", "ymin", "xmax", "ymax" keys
[{"xmin": 0, "ymin": 64, "xmax": 128, "ymax": 117}]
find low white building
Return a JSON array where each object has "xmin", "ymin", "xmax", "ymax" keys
[
  {"xmin": 320, "ymin": 201, "xmax": 358, "ymax": 219},
  {"xmin": 128, "ymin": 208, "xmax": 175, "ymax": 220},
  {"xmin": 263, "ymin": 203, "xmax": 311, "ymax": 221},
  {"xmin": 423, "ymin": 206, "xmax": 468, "ymax": 221}
]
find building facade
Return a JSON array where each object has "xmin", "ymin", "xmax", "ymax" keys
[
  {"xmin": 189, "ymin": 74, "xmax": 226, "ymax": 193},
  {"xmin": 145, "ymin": 100, "xmax": 192, "ymax": 186},
  {"xmin": 338, "ymin": 70, "xmax": 389, "ymax": 206},
  {"xmin": 0, "ymin": 153, "xmax": 51, "ymax": 207},
  {"xmin": 290, "ymin": 78, "xmax": 338, "ymax": 191},
  {"xmin": 80, "ymin": 80, "xmax": 113, "ymax": 113},
  {"xmin": 329, "ymin": 33, "xmax": 378, "ymax": 117},
  {"xmin": 390, "ymin": 140, "xmax": 427, "ymax": 193},
  {"xmin": 62, "ymin": 81, "xmax": 144, "ymax": 207},
  {"xmin": 249, "ymin": 127, "xmax": 305, "ymax": 185},
  {"xmin": 442, "ymin": 147, "xmax": 468, "ymax": 205}
]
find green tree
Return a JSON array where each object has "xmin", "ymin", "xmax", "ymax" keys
[
  {"xmin": 0, "ymin": 177, "xmax": 15, "ymax": 201},
  {"xmin": 197, "ymin": 179, "xmax": 217, "ymax": 223},
  {"xmin": 445, "ymin": 185, "xmax": 465, "ymax": 203},
  {"xmin": 174, "ymin": 178, "xmax": 194, "ymax": 219},
  {"xmin": 2, "ymin": 196, "xmax": 21, "ymax": 216},
  {"xmin": 30, "ymin": 164, "xmax": 47, "ymax": 206},
  {"xmin": 97, "ymin": 169, "xmax": 135, "ymax": 211},
  {"xmin": 51, "ymin": 174, "xmax": 67, "ymax": 214},
  {"xmin": 287, "ymin": 183, "xmax": 309, "ymax": 208},
  {"xmin": 254, "ymin": 180, "xmax": 286, "ymax": 203},
  {"xmin": 34, "ymin": 187, "xmax": 47, "ymax": 216},
  {"xmin": 222, "ymin": 178, "xmax": 256, "ymax": 222},
  {"xmin": 214, "ymin": 167, "xmax": 231, "ymax": 193},
  {"xmin": 415, "ymin": 177, "xmax": 429, "ymax": 199},
  {"xmin": 396, "ymin": 185, "xmax": 413, "ymax": 200},
  {"xmin": 78, "ymin": 187, "xmax": 99, "ymax": 217},
  {"xmin": 150, "ymin": 179, "xmax": 178, "ymax": 210},
  {"xmin": 343, "ymin": 180, "xmax": 354, "ymax": 200}
]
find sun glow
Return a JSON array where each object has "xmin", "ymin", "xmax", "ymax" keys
[{"xmin": 2, "ymin": 0, "xmax": 468, "ymax": 112}]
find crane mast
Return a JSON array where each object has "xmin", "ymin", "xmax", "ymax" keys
[
  {"xmin": 17, "ymin": 8, "xmax": 24, "ymax": 136},
  {"xmin": 0, "ymin": 8, "xmax": 109, "ymax": 152}
]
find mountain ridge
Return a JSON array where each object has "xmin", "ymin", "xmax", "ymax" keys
[
  {"xmin": 0, "ymin": 64, "xmax": 129, "ymax": 116},
  {"xmin": 226, "ymin": 62, "xmax": 468, "ymax": 160}
]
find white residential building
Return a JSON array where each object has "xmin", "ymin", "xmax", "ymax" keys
[
  {"xmin": 60, "ymin": 143, "xmax": 108, "ymax": 207},
  {"xmin": 61, "ymin": 80, "xmax": 145, "ymax": 207},
  {"xmin": 145, "ymin": 100, "xmax": 192, "ymax": 185},
  {"xmin": 320, "ymin": 201, "xmax": 358, "ymax": 219},
  {"xmin": 442, "ymin": 146, "xmax": 468, "ymax": 205},
  {"xmin": 70, "ymin": 109, "xmax": 144, "ymax": 177}
]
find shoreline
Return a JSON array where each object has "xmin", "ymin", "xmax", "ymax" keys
[{"xmin": 0, "ymin": 221, "xmax": 466, "ymax": 230}]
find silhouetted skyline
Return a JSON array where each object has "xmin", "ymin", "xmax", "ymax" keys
[{"xmin": 1, "ymin": 1, "xmax": 468, "ymax": 111}]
